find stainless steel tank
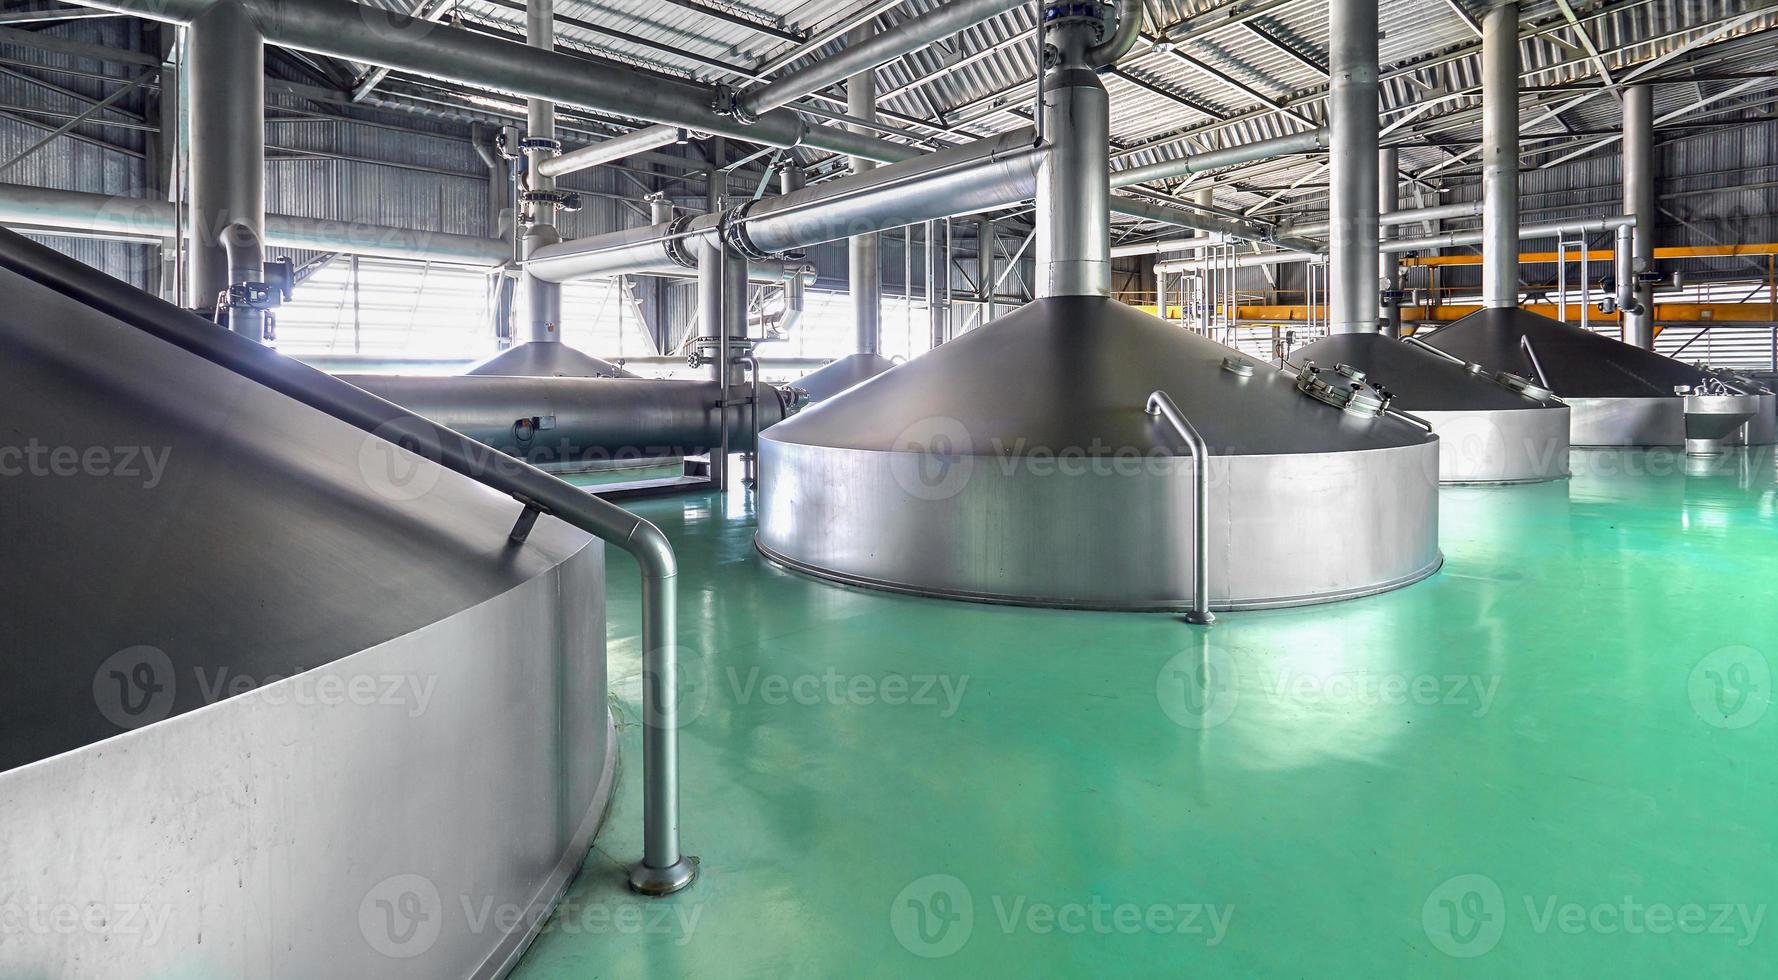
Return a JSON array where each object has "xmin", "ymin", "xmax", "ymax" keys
[
  {"xmin": 467, "ymin": 338, "xmax": 640, "ymax": 378},
  {"xmin": 1418, "ymin": 307, "xmax": 1778, "ymax": 448},
  {"xmin": 1292, "ymin": 332, "xmax": 1570, "ymax": 484},
  {"xmin": 757, "ymin": 297, "xmax": 1443, "ymax": 611},
  {"xmin": 0, "ymin": 265, "xmax": 615, "ymax": 977}
]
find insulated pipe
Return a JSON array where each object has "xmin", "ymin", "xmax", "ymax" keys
[
  {"xmin": 0, "ymin": 184, "xmax": 514, "ymax": 264},
  {"xmin": 185, "ymin": 0, "xmax": 264, "ymax": 336},
  {"xmin": 1380, "ymin": 147, "xmax": 1402, "ymax": 337},
  {"xmin": 1481, "ymin": 1, "xmax": 1520, "ymax": 308},
  {"xmin": 1278, "ymin": 201, "xmax": 1483, "ymax": 239},
  {"xmin": 1085, "ymin": 0, "xmax": 1143, "ymax": 68},
  {"xmin": 521, "ymin": 0, "xmax": 559, "ymax": 345},
  {"xmin": 780, "ymin": 166, "xmax": 806, "ymax": 335},
  {"xmin": 1623, "ymin": 84, "xmax": 1656, "ymax": 347},
  {"xmin": 537, "ymin": 127, "xmax": 688, "ymax": 180},
  {"xmin": 1038, "ymin": 25, "xmax": 1112, "ymax": 297},
  {"xmin": 848, "ymin": 26, "xmax": 881, "ymax": 355},
  {"xmin": 521, "ymin": 224, "xmax": 561, "ymax": 342},
  {"xmin": 66, "ymin": 0, "xmax": 920, "ymax": 165},
  {"xmin": 1111, "ymin": 195, "xmax": 1296, "ymax": 248},
  {"xmin": 526, "ymin": 129, "xmax": 1047, "ymax": 283},
  {"xmin": 1327, "ymin": 0, "xmax": 1378, "ymax": 333},
  {"xmin": 1110, "ymin": 128, "xmax": 1329, "ymax": 189},
  {"xmin": 0, "ymin": 223, "xmax": 696, "ymax": 897}
]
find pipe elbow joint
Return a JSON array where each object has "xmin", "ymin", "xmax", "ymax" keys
[{"xmin": 624, "ymin": 519, "xmax": 679, "ymax": 581}]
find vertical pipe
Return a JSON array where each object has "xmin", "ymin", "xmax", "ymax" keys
[
  {"xmin": 978, "ymin": 217, "xmax": 995, "ymax": 323},
  {"xmin": 926, "ymin": 217, "xmax": 947, "ymax": 348},
  {"xmin": 1378, "ymin": 147, "xmax": 1402, "ymax": 336},
  {"xmin": 522, "ymin": 0, "xmax": 560, "ymax": 344},
  {"xmin": 1327, "ymin": 0, "xmax": 1379, "ymax": 333},
  {"xmin": 847, "ymin": 26, "xmax": 882, "ymax": 354},
  {"xmin": 778, "ymin": 165, "xmax": 805, "ymax": 336},
  {"xmin": 1481, "ymin": 1, "xmax": 1520, "ymax": 309},
  {"xmin": 1623, "ymin": 84, "xmax": 1656, "ymax": 348},
  {"xmin": 699, "ymin": 138, "xmax": 724, "ymax": 381},
  {"xmin": 185, "ymin": 0, "xmax": 263, "ymax": 337},
  {"xmin": 1035, "ymin": 24, "xmax": 1111, "ymax": 298}
]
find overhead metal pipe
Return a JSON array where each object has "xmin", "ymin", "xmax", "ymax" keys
[
  {"xmin": 1481, "ymin": 0, "xmax": 1520, "ymax": 308},
  {"xmin": 1278, "ymin": 200, "xmax": 1483, "ymax": 239},
  {"xmin": 1038, "ymin": 19, "xmax": 1113, "ymax": 297},
  {"xmin": 1084, "ymin": 0, "xmax": 1143, "ymax": 68},
  {"xmin": 1384, "ymin": 214, "xmax": 1642, "ymax": 312},
  {"xmin": 1112, "ymin": 195, "xmax": 1302, "ymax": 248},
  {"xmin": 537, "ymin": 126, "xmax": 688, "ymax": 180},
  {"xmin": 185, "ymin": 0, "xmax": 264, "ymax": 337},
  {"xmin": 1327, "ymin": 0, "xmax": 1379, "ymax": 333},
  {"xmin": 1380, "ymin": 147, "xmax": 1402, "ymax": 337},
  {"xmin": 1111, "ymin": 128, "xmax": 1328, "ymax": 189},
  {"xmin": 779, "ymin": 165, "xmax": 806, "ymax": 335},
  {"xmin": 0, "ymin": 184, "xmax": 514, "ymax": 265},
  {"xmin": 848, "ymin": 26, "xmax": 881, "ymax": 355},
  {"xmin": 526, "ymin": 129, "xmax": 1047, "ymax": 283},
  {"xmin": 65, "ymin": 0, "xmax": 921, "ymax": 165},
  {"xmin": 1154, "ymin": 249, "xmax": 1319, "ymax": 274},
  {"xmin": 1622, "ymin": 83, "xmax": 1656, "ymax": 347}
]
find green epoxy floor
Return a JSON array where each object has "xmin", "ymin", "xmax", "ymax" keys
[{"xmin": 516, "ymin": 450, "xmax": 1778, "ymax": 977}]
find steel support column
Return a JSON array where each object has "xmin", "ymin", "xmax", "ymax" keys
[{"xmin": 1380, "ymin": 146, "xmax": 1402, "ymax": 336}]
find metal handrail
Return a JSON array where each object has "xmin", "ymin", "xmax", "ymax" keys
[
  {"xmin": 1520, "ymin": 334, "xmax": 1552, "ymax": 390},
  {"xmin": 0, "ymin": 226, "xmax": 697, "ymax": 897},
  {"xmin": 1146, "ymin": 391, "xmax": 1216, "ymax": 626}
]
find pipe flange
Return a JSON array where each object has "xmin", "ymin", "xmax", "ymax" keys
[
  {"xmin": 521, "ymin": 189, "xmax": 582, "ymax": 212},
  {"xmin": 720, "ymin": 199, "xmax": 777, "ymax": 261},
  {"xmin": 1043, "ymin": 0, "xmax": 1113, "ymax": 40},
  {"xmin": 517, "ymin": 137, "xmax": 562, "ymax": 156},
  {"xmin": 711, "ymin": 84, "xmax": 757, "ymax": 125},
  {"xmin": 662, "ymin": 214, "xmax": 701, "ymax": 269},
  {"xmin": 1293, "ymin": 361, "xmax": 1393, "ymax": 418}
]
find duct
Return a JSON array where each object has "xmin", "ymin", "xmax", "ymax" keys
[
  {"xmin": 1084, "ymin": 0, "xmax": 1142, "ymax": 68},
  {"xmin": 335, "ymin": 375, "xmax": 792, "ymax": 460},
  {"xmin": 1380, "ymin": 147, "xmax": 1402, "ymax": 337},
  {"xmin": 1327, "ymin": 0, "xmax": 1378, "ymax": 333},
  {"xmin": 1278, "ymin": 201, "xmax": 1483, "ymax": 240},
  {"xmin": 1037, "ymin": 57, "xmax": 1111, "ymax": 297},
  {"xmin": 66, "ymin": 0, "xmax": 920, "ymax": 165},
  {"xmin": 1111, "ymin": 195, "xmax": 1297, "ymax": 248},
  {"xmin": 526, "ymin": 129, "xmax": 1047, "ymax": 284},
  {"xmin": 1110, "ymin": 128, "xmax": 1328, "ymax": 189},
  {"xmin": 537, "ymin": 126, "xmax": 688, "ymax": 180},
  {"xmin": 1623, "ymin": 84, "xmax": 1656, "ymax": 348},
  {"xmin": 186, "ymin": 0, "xmax": 264, "ymax": 337},
  {"xmin": 1481, "ymin": 1, "xmax": 1520, "ymax": 308},
  {"xmin": 0, "ymin": 185, "xmax": 515, "ymax": 265},
  {"xmin": 848, "ymin": 27, "xmax": 881, "ymax": 355}
]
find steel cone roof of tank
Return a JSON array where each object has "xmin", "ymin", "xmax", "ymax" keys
[
  {"xmin": 766, "ymin": 297, "xmax": 1432, "ymax": 456},
  {"xmin": 467, "ymin": 340, "xmax": 640, "ymax": 378},
  {"xmin": 1292, "ymin": 332, "xmax": 1560, "ymax": 412},
  {"xmin": 0, "ymin": 266, "xmax": 592, "ymax": 772},
  {"xmin": 793, "ymin": 351, "xmax": 898, "ymax": 402},
  {"xmin": 1416, "ymin": 307, "xmax": 1708, "ymax": 398}
]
